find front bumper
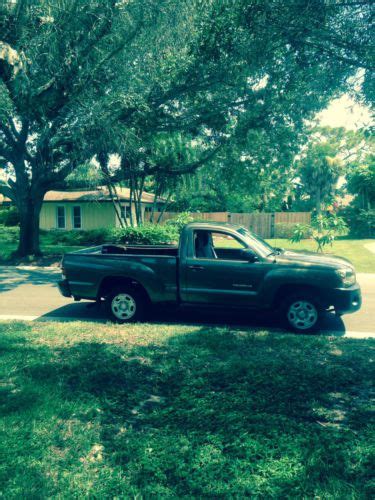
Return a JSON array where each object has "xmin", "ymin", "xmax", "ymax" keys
[
  {"xmin": 58, "ymin": 279, "xmax": 72, "ymax": 298},
  {"xmin": 329, "ymin": 283, "xmax": 361, "ymax": 315}
]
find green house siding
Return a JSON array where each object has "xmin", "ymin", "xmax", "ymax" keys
[
  {"xmin": 39, "ymin": 201, "xmax": 153, "ymax": 230},
  {"xmin": 40, "ymin": 202, "xmax": 117, "ymax": 230}
]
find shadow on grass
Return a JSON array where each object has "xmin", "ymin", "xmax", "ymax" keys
[
  {"xmin": 0, "ymin": 325, "xmax": 373, "ymax": 496},
  {"xmin": 37, "ymin": 301, "xmax": 347, "ymax": 336}
]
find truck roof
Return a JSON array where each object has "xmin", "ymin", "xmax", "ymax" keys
[{"xmin": 185, "ymin": 221, "xmax": 244, "ymax": 231}]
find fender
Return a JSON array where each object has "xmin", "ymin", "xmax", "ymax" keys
[{"xmin": 257, "ymin": 267, "xmax": 338, "ymax": 307}]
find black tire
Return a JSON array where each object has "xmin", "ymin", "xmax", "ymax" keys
[
  {"xmin": 280, "ymin": 293, "xmax": 322, "ymax": 333},
  {"xmin": 105, "ymin": 286, "xmax": 146, "ymax": 323}
]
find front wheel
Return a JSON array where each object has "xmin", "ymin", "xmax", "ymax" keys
[
  {"xmin": 106, "ymin": 287, "xmax": 145, "ymax": 323},
  {"xmin": 282, "ymin": 294, "xmax": 321, "ymax": 333}
]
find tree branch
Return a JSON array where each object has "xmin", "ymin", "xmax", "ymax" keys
[
  {"xmin": 0, "ymin": 123, "xmax": 17, "ymax": 148},
  {"xmin": 151, "ymin": 142, "xmax": 226, "ymax": 176}
]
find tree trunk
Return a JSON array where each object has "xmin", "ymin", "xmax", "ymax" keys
[
  {"xmin": 135, "ymin": 175, "xmax": 145, "ymax": 225},
  {"xmin": 157, "ymin": 192, "xmax": 172, "ymax": 224},
  {"xmin": 98, "ymin": 152, "xmax": 125, "ymax": 228},
  {"xmin": 150, "ymin": 183, "xmax": 161, "ymax": 223},
  {"xmin": 16, "ymin": 194, "xmax": 44, "ymax": 257},
  {"xmin": 315, "ymin": 188, "xmax": 321, "ymax": 215},
  {"xmin": 108, "ymin": 182, "xmax": 125, "ymax": 228},
  {"xmin": 129, "ymin": 177, "xmax": 135, "ymax": 227}
]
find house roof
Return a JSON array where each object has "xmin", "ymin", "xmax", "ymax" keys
[
  {"xmin": 42, "ymin": 187, "xmax": 164, "ymax": 203},
  {"xmin": 0, "ymin": 187, "xmax": 165, "ymax": 205}
]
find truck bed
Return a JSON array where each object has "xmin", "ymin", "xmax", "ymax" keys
[{"xmin": 62, "ymin": 244, "xmax": 179, "ymax": 302}]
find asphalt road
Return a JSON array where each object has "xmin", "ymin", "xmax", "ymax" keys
[{"xmin": 0, "ymin": 266, "xmax": 374, "ymax": 337}]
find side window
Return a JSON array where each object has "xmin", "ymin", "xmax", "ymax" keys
[
  {"xmin": 121, "ymin": 205, "xmax": 131, "ymax": 220},
  {"xmin": 72, "ymin": 206, "xmax": 82, "ymax": 229},
  {"xmin": 211, "ymin": 232, "xmax": 246, "ymax": 250},
  {"xmin": 194, "ymin": 230, "xmax": 246, "ymax": 260},
  {"xmin": 56, "ymin": 206, "xmax": 66, "ymax": 229}
]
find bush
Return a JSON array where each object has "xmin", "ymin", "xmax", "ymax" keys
[
  {"xmin": 274, "ymin": 222, "xmax": 304, "ymax": 239},
  {"xmin": 75, "ymin": 229, "xmax": 112, "ymax": 245},
  {"xmin": 0, "ymin": 207, "xmax": 19, "ymax": 226},
  {"xmin": 113, "ymin": 224, "xmax": 178, "ymax": 245},
  {"xmin": 0, "ymin": 225, "xmax": 19, "ymax": 243},
  {"xmin": 341, "ymin": 208, "xmax": 375, "ymax": 238},
  {"xmin": 41, "ymin": 225, "xmax": 179, "ymax": 247},
  {"xmin": 45, "ymin": 228, "xmax": 111, "ymax": 246},
  {"xmin": 0, "ymin": 220, "xmax": 182, "ymax": 251},
  {"xmin": 291, "ymin": 214, "xmax": 348, "ymax": 252},
  {"xmin": 45, "ymin": 230, "xmax": 82, "ymax": 246},
  {"xmin": 165, "ymin": 212, "xmax": 194, "ymax": 232}
]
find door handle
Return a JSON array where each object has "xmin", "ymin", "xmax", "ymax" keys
[{"xmin": 188, "ymin": 265, "xmax": 205, "ymax": 271}]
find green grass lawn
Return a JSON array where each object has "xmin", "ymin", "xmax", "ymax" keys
[
  {"xmin": 267, "ymin": 238, "xmax": 375, "ymax": 273},
  {"xmin": 0, "ymin": 321, "xmax": 373, "ymax": 498}
]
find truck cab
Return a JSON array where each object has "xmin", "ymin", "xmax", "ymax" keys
[{"xmin": 178, "ymin": 223, "xmax": 273, "ymax": 307}]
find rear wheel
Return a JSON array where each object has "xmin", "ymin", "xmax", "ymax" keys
[
  {"xmin": 106, "ymin": 287, "xmax": 146, "ymax": 323},
  {"xmin": 281, "ymin": 293, "xmax": 321, "ymax": 333}
]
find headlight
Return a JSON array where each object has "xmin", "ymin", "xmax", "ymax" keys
[{"xmin": 336, "ymin": 268, "xmax": 356, "ymax": 287}]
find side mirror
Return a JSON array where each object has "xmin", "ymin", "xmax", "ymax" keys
[{"xmin": 241, "ymin": 248, "xmax": 259, "ymax": 263}]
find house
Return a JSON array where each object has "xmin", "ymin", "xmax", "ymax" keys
[{"xmin": 38, "ymin": 187, "xmax": 165, "ymax": 230}]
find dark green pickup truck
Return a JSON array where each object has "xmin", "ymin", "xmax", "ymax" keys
[{"xmin": 59, "ymin": 222, "xmax": 361, "ymax": 332}]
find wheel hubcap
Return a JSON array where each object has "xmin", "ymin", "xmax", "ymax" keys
[
  {"xmin": 111, "ymin": 293, "xmax": 136, "ymax": 320},
  {"xmin": 287, "ymin": 300, "xmax": 318, "ymax": 330}
]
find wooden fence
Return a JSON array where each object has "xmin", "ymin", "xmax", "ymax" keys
[{"xmin": 145, "ymin": 211, "xmax": 311, "ymax": 238}]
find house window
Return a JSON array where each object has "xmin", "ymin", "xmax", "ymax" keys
[
  {"xmin": 144, "ymin": 206, "xmax": 152, "ymax": 213},
  {"xmin": 120, "ymin": 205, "xmax": 131, "ymax": 220},
  {"xmin": 56, "ymin": 206, "xmax": 66, "ymax": 229},
  {"xmin": 72, "ymin": 206, "xmax": 82, "ymax": 229}
]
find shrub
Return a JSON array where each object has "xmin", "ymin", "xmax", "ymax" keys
[
  {"xmin": 291, "ymin": 214, "xmax": 348, "ymax": 252},
  {"xmin": 0, "ymin": 225, "xmax": 19, "ymax": 243},
  {"xmin": 45, "ymin": 228, "xmax": 111, "ymax": 246},
  {"xmin": 40, "ymin": 225, "xmax": 179, "ymax": 247},
  {"xmin": 0, "ymin": 207, "xmax": 20, "ymax": 226},
  {"xmin": 341, "ymin": 208, "xmax": 375, "ymax": 238},
  {"xmin": 165, "ymin": 212, "xmax": 194, "ymax": 233},
  {"xmin": 76, "ymin": 229, "xmax": 112, "ymax": 245},
  {"xmin": 274, "ymin": 222, "xmax": 304, "ymax": 239},
  {"xmin": 113, "ymin": 224, "xmax": 178, "ymax": 245},
  {"xmin": 45, "ymin": 230, "xmax": 82, "ymax": 245}
]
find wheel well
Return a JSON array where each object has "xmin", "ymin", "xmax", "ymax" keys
[
  {"xmin": 273, "ymin": 284, "xmax": 324, "ymax": 309},
  {"xmin": 98, "ymin": 276, "xmax": 150, "ymax": 303}
]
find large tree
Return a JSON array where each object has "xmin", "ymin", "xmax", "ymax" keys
[
  {"xmin": 0, "ymin": 0, "xmax": 188, "ymax": 254},
  {"xmin": 0, "ymin": 0, "xmax": 373, "ymax": 255},
  {"xmin": 107, "ymin": 0, "xmax": 374, "ymax": 216},
  {"xmin": 297, "ymin": 141, "xmax": 344, "ymax": 214},
  {"xmin": 347, "ymin": 155, "xmax": 375, "ymax": 209},
  {"xmin": 294, "ymin": 126, "xmax": 373, "ymax": 213}
]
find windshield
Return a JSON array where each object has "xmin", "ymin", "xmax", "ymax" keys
[{"xmin": 236, "ymin": 227, "xmax": 275, "ymax": 258}]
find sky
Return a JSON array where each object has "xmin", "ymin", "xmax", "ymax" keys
[{"xmin": 317, "ymin": 94, "xmax": 373, "ymax": 130}]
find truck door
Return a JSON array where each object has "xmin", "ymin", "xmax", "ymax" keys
[{"xmin": 181, "ymin": 230, "xmax": 270, "ymax": 306}]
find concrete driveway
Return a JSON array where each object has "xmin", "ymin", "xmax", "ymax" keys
[{"xmin": 0, "ymin": 266, "xmax": 374, "ymax": 337}]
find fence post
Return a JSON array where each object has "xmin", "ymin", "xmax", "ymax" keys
[
  {"xmin": 271, "ymin": 213, "xmax": 275, "ymax": 238},
  {"xmin": 227, "ymin": 212, "xmax": 231, "ymax": 223}
]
